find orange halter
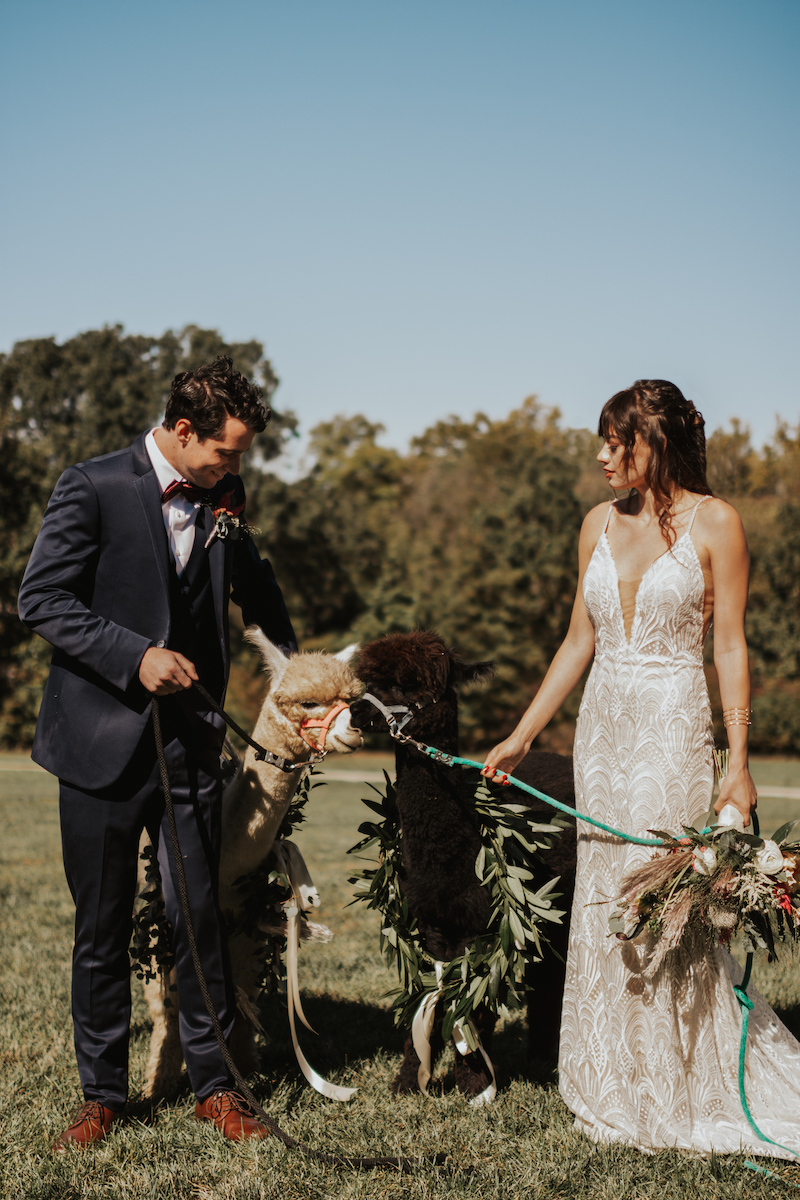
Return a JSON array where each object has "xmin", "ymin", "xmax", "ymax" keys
[{"xmin": 299, "ymin": 702, "xmax": 351, "ymax": 752}]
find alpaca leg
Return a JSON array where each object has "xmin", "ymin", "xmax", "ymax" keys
[
  {"xmin": 390, "ymin": 1007, "xmax": 445, "ymax": 1095},
  {"xmin": 526, "ymin": 916, "xmax": 570, "ymax": 1060},
  {"xmin": 526, "ymin": 957, "xmax": 567, "ymax": 1060},
  {"xmin": 142, "ymin": 969, "xmax": 183, "ymax": 1098},
  {"xmin": 454, "ymin": 1005, "xmax": 497, "ymax": 1097}
]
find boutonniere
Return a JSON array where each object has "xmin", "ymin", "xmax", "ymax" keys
[{"xmin": 202, "ymin": 490, "xmax": 260, "ymax": 549}]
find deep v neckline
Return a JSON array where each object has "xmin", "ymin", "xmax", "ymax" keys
[
  {"xmin": 602, "ymin": 527, "xmax": 695, "ymax": 584},
  {"xmin": 600, "ymin": 529, "xmax": 700, "ymax": 647}
]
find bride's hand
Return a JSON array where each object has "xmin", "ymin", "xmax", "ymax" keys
[
  {"xmin": 714, "ymin": 766, "xmax": 758, "ymax": 827},
  {"xmin": 481, "ymin": 732, "xmax": 530, "ymax": 780}
]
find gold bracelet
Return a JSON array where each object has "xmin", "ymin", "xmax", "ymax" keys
[{"xmin": 723, "ymin": 707, "xmax": 752, "ymax": 728}]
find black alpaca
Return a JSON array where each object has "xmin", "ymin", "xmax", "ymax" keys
[{"xmin": 350, "ymin": 630, "xmax": 578, "ymax": 1096}]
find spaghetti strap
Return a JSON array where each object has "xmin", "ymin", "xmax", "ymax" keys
[
  {"xmin": 602, "ymin": 502, "xmax": 615, "ymax": 535},
  {"xmin": 687, "ymin": 495, "xmax": 710, "ymax": 533}
]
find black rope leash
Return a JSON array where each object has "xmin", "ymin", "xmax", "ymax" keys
[
  {"xmin": 191, "ymin": 680, "xmax": 320, "ymax": 774},
  {"xmin": 151, "ymin": 694, "xmax": 453, "ymax": 1173}
]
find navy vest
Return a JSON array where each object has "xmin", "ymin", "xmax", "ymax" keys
[{"xmin": 167, "ymin": 507, "xmax": 224, "ymax": 702}]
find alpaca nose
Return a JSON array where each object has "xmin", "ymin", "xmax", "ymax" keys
[{"xmin": 349, "ymin": 698, "xmax": 377, "ymax": 731}]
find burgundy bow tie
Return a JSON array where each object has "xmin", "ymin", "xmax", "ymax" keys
[{"xmin": 160, "ymin": 479, "xmax": 205, "ymax": 505}]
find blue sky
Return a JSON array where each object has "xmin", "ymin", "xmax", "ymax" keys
[{"xmin": 1, "ymin": 0, "xmax": 797, "ymax": 453}]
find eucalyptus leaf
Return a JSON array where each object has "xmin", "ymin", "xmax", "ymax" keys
[
  {"xmin": 773, "ymin": 820, "xmax": 800, "ymax": 844},
  {"xmin": 475, "ymin": 845, "xmax": 486, "ymax": 879},
  {"xmin": 508, "ymin": 908, "xmax": 526, "ymax": 945}
]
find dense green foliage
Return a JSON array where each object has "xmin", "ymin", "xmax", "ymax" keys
[
  {"xmin": 706, "ymin": 421, "xmax": 800, "ymax": 753},
  {"xmin": 2, "ymin": 324, "xmax": 799, "ymax": 752},
  {"xmin": 248, "ymin": 401, "xmax": 591, "ymax": 745}
]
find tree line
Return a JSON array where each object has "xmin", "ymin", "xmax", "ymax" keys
[{"xmin": 1, "ymin": 325, "xmax": 798, "ymax": 754}]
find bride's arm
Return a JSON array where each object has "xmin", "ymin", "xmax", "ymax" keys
[
  {"xmin": 703, "ymin": 501, "xmax": 758, "ymax": 823},
  {"xmin": 481, "ymin": 506, "xmax": 603, "ymax": 778}
]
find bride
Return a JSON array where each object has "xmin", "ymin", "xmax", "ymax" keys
[{"xmin": 483, "ymin": 379, "xmax": 800, "ymax": 1158}]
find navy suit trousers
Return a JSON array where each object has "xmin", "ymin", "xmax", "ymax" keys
[{"xmin": 59, "ymin": 715, "xmax": 235, "ymax": 1107}]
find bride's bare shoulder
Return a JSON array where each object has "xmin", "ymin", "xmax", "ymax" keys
[
  {"xmin": 579, "ymin": 501, "xmax": 613, "ymax": 549},
  {"xmin": 694, "ymin": 495, "xmax": 747, "ymax": 545}
]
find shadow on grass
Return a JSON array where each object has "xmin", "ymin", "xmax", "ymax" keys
[
  {"xmin": 259, "ymin": 993, "xmax": 556, "ymax": 1092},
  {"xmin": 128, "ymin": 994, "xmax": 554, "ymax": 1116},
  {"xmin": 257, "ymin": 993, "xmax": 399, "ymax": 1073}
]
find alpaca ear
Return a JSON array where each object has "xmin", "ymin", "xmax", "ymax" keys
[
  {"xmin": 335, "ymin": 643, "xmax": 359, "ymax": 664},
  {"xmin": 450, "ymin": 657, "xmax": 495, "ymax": 687},
  {"xmin": 243, "ymin": 626, "xmax": 290, "ymax": 686}
]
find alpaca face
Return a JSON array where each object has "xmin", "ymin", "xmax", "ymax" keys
[
  {"xmin": 244, "ymin": 628, "xmax": 364, "ymax": 756},
  {"xmin": 267, "ymin": 657, "xmax": 364, "ymax": 755},
  {"xmin": 351, "ymin": 630, "xmax": 493, "ymax": 734}
]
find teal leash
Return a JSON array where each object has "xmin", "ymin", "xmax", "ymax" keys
[
  {"xmin": 419, "ymin": 746, "xmax": 666, "ymax": 845},
  {"xmin": 734, "ymin": 953, "xmax": 800, "ymax": 1182},
  {"xmin": 405, "ymin": 738, "xmax": 800, "ymax": 1180}
]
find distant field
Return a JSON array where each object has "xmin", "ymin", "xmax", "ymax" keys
[{"xmin": 1, "ymin": 754, "xmax": 800, "ymax": 1198}]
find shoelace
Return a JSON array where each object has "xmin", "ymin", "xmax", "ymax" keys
[
  {"xmin": 70, "ymin": 1100, "xmax": 109, "ymax": 1127},
  {"xmin": 206, "ymin": 1091, "xmax": 253, "ymax": 1120}
]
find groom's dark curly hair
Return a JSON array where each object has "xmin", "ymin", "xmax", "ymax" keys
[{"xmin": 164, "ymin": 355, "xmax": 270, "ymax": 441}]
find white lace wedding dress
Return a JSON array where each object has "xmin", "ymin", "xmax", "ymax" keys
[{"xmin": 558, "ymin": 499, "xmax": 800, "ymax": 1159}]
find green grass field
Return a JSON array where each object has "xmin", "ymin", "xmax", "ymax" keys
[{"xmin": 2, "ymin": 752, "xmax": 800, "ymax": 1199}]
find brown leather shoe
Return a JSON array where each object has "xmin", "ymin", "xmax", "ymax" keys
[
  {"xmin": 50, "ymin": 1100, "xmax": 122, "ymax": 1151},
  {"xmin": 194, "ymin": 1090, "xmax": 271, "ymax": 1141}
]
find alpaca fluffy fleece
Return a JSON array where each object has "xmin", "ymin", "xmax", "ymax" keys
[{"xmin": 352, "ymin": 628, "xmax": 578, "ymax": 1075}]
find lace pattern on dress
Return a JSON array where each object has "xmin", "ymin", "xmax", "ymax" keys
[{"xmin": 558, "ymin": 502, "xmax": 800, "ymax": 1158}]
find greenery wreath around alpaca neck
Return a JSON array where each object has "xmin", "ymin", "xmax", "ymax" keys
[
  {"xmin": 347, "ymin": 774, "xmax": 568, "ymax": 1048},
  {"xmin": 131, "ymin": 771, "xmax": 320, "ymax": 999}
]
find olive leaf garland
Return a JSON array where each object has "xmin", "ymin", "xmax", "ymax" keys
[
  {"xmin": 224, "ymin": 772, "xmax": 323, "ymax": 999},
  {"xmin": 347, "ymin": 774, "xmax": 568, "ymax": 1046},
  {"xmin": 130, "ymin": 771, "xmax": 319, "ymax": 994}
]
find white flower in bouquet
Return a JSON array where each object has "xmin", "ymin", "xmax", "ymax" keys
[
  {"xmin": 753, "ymin": 839, "xmax": 785, "ymax": 875},
  {"xmin": 692, "ymin": 846, "xmax": 717, "ymax": 876}
]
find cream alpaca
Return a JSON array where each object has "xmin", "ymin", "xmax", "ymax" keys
[{"xmin": 141, "ymin": 629, "xmax": 362, "ymax": 1097}]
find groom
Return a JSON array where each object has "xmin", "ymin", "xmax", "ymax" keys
[{"xmin": 18, "ymin": 356, "xmax": 297, "ymax": 1150}]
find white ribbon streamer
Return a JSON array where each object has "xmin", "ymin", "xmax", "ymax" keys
[
  {"xmin": 273, "ymin": 840, "xmax": 357, "ymax": 1102},
  {"xmin": 411, "ymin": 961, "xmax": 497, "ymax": 1106}
]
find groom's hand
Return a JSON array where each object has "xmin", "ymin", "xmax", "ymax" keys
[{"xmin": 139, "ymin": 647, "xmax": 198, "ymax": 695}]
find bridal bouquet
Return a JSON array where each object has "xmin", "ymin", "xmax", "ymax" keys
[{"xmin": 609, "ymin": 802, "xmax": 800, "ymax": 973}]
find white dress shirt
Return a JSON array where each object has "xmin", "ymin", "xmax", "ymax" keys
[{"xmin": 145, "ymin": 428, "xmax": 201, "ymax": 575}]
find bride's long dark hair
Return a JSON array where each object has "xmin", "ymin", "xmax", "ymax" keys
[{"xmin": 598, "ymin": 380, "xmax": 712, "ymax": 547}]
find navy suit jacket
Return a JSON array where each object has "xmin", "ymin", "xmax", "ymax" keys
[{"xmin": 18, "ymin": 433, "xmax": 297, "ymax": 790}]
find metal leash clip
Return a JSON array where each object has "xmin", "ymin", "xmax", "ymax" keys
[
  {"xmin": 422, "ymin": 746, "xmax": 456, "ymax": 767},
  {"xmin": 252, "ymin": 746, "xmax": 328, "ymax": 771}
]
